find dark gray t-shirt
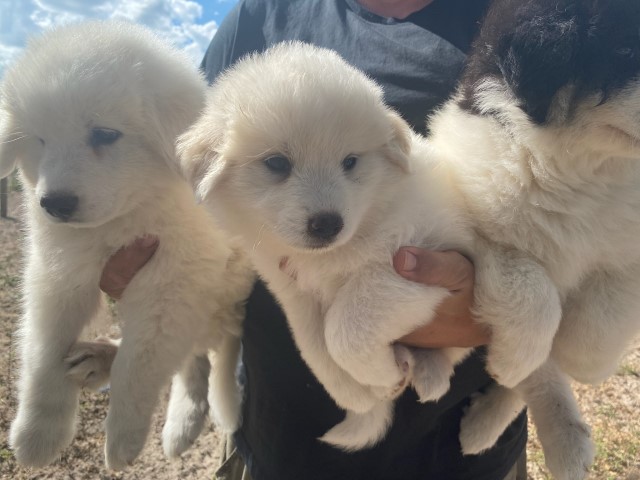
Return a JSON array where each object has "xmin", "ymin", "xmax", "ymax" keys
[{"xmin": 202, "ymin": 1, "xmax": 527, "ymax": 479}]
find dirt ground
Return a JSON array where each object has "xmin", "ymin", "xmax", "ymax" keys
[{"xmin": 1, "ymin": 189, "xmax": 639, "ymax": 479}]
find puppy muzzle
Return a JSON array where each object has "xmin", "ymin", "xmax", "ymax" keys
[
  {"xmin": 40, "ymin": 193, "xmax": 79, "ymax": 222},
  {"xmin": 307, "ymin": 211, "xmax": 344, "ymax": 242}
]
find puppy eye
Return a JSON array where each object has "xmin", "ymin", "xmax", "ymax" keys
[
  {"xmin": 264, "ymin": 155, "xmax": 292, "ymax": 176},
  {"xmin": 342, "ymin": 155, "xmax": 358, "ymax": 172},
  {"xmin": 89, "ymin": 128, "xmax": 122, "ymax": 149}
]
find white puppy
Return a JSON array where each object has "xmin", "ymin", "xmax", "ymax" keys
[
  {"xmin": 0, "ymin": 21, "xmax": 254, "ymax": 469},
  {"xmin": 177, "ymin": 41, "xmax": 600, "ymax": 480},
  {"xmin": 177, "ymin": 42, "xmax": 476, "ymax": 450},
  {"xmin": 430, "ymin": 0, "xmax": 640, "ymax": 478}
]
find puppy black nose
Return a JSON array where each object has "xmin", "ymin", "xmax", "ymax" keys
[
  {"xmin": 40, "ymin": 194, "xmax": 79, "ymax": 221},
  {"xmin": 307, "ymin": 212, "xmax": 344, "ymax": 241}
]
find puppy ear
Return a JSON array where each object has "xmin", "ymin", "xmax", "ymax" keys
[
  {"xmin": 142, "ymin": 67, "xmax": 208, "ymax": 174},
  {"xmin": 175, "ymin": 114, "xmax": 226, "ymax": 202},
  {"xmin": 0, "ymin": 107, "xmax": 21, "ymax": 179},
  {"xmin": 383, "ymin": 111, "xmax": 412, "ymax": 173}
]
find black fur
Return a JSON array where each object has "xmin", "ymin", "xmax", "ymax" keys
[{"xmin": 458, "ymin": 0, "xmax": 640, "ymax": 124}]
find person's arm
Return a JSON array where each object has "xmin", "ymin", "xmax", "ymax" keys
[{"xmin": 393, "ymin": 247, "xmax": 490, "ymax": 349}]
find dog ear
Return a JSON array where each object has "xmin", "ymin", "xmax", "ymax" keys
[
  {"xmin": 494, "ymin": 4, "xmax": 581, "ymax": 123},
  {"xmin": 383, "ymin": 111, "xmax": 412, "ymax": 173},
  {"xmin": 0, "ymin": 107, "xmax": 21, "ymax": 179},
  {"xmin": 141, "ymin": 66, "xmax": 208, "ymax": 174},
  {"xmin": 175, "ymin": 114, "xmax": 226, "ymax": 202}
]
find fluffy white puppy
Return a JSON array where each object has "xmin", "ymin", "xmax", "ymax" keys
[
  {"xmin": 177, "ymin": 41, "xmax": 478, "ymax": 450},
  {"xmin": 177, "ymin": 41, "xmax": 599, "ymax": 480},
  {"xmin": 0, "ymin": 21, "xmax": 253, "ymax": 469},
  {"xmin": 431, "ymin": 0, "xmax": 640, "ymax": 478}
]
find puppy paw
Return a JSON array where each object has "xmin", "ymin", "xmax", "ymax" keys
[
  {"xmin": 10, "ymin": 408, "xmax": 76, "ymax": 467},
  {"xmin": 318, "ymin": 401, "xmax": 393, "ymax": 451},
  {"xmin": 105, "ymin": 412, "xmax": 148, "ymax": 470},
  {"xmin": 486, "ymin": 339, "xmax": 549, "ymax": 388},
  {"xmin": 486, "ymin": 360, "xmax": 530, "ymax": 389},
  {"xmin": 370, "ymin": 345, "xmax": 413, "ymax": 400},
  {"xmin": 162, "ymin": 397, "xmax": 208, "ymax": 458},
  {"xmin": 65, "ymin": 337, "xmax": 120, "ymax": 391},
  {"xmin": 411, "ymin": 349, "xmax": 453, "ymax": 403},
  {"xmin": 329, "ymin": 338, "xmax": 406, "ymax": 390},
  {"xmin": 355, "ymin": 352, "xmax": 406, "ymax": 390},
  {"xmin": 543, "ymin": 421, "xmax": 594, "ymax": 480},
  {"xmin": 459, "ymin": 387, "xmax": 525, "ymax": 455}
]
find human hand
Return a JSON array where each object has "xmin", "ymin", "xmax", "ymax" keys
[
  {"xmin": 392, "ymin": 247, "xmax": 490, "ymax": 349},
  {"xmin": 99, "ymin": 235, "xmax": 159, "ymax": 299}
]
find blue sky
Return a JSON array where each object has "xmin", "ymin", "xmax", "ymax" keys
[{"xmin": 0, "ymin": 0, "xmax": 239, "ymax": 75}]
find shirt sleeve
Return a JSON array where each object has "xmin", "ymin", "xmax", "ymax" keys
[{"xmin": 200, "ymin": 0, "xmax": 268, "ymax": 85}]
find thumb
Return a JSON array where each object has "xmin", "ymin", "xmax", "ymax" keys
[
  {"xmin": 393, "ymin": 247, "xmax": 473, "ymax": 292},
  {"xmin": 100, "ymin": 234, "xmax": 159, "ymax": 299}
]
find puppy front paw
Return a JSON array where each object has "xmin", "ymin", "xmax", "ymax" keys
[
  {"xmin": 459, "ymin": 387, "xmax": 525, "ymax": 455},
  {"xmin": 318, "ymin": 401, "xmax": 394, "ymax": 451},
  {"xmin": 486, "ymin": 337, "xmax": 550, "ymax": 388},
  {"xmin": 10, "ymin": 407, "xmax": 77, "ymax": 467},
  {"xmin": 411, "ymin": 349, "xmax": 454, "ymax": 403},
  {"xmin": 338, "ymin": 346, "xmax": 407, "ymax": 391},
  {"xmin": 105, "ymin": 410, "xmax": 149, "ymax": 470},
  {"xmin": 65, "ymin": 337, "xmax": 120, "ymax": 391},
  {"xmin": 369, "ymin": 344, "xmax": 413, "ymax": 401},
  {"xmin": 542, "ymin": 420, "xmax": 594, "ymax": 480}
]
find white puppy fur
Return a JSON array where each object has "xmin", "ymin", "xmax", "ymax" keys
[
  {"xmin": 177, "ymin": 42, "xmax": 476, "ymax": 450},
  {"xmin": 178, "ymin": 42, "xmax": 606, "ymax": 480},
  {"xmin": 431, "ymin": 74, "xmax": 640, "ymax": 477},
  {"xmin": 0, "ymin": 21, "xmax": 254, "ymax": 469},
  {"xmin": 427, "ymin": 1, "xmax": 640, "ymax": 476}
]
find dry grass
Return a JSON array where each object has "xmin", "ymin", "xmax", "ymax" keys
[
  {"xmin": 1, "ymin": 187, "xmax": 639, "ymax": 479},
  {"xmin": 527, "ymin": 350, "xmax": 640, "ymax": 480}
]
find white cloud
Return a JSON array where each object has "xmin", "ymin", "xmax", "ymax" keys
[{"xmin": 0, "ymin": 0, "xmax": 219, "ymax": 76}]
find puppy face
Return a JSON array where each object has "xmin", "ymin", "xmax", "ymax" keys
[
  {"xmin": 212, "ymin": 114, "xmax": 407, "ymax": 252},
  {"xmin": 179, "ymin": 43, "xmax": 411, "ymax": 252},
  {"xmin": 6, "ymin": 88, "xmax": 149, "ymax": 226},
  {"xmin": 0, "ymin": 21, "xmax": 205, "ymax": 227}
]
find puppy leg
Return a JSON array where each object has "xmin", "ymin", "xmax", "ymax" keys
[
  {"xmin": 519, "ymin": 360, "xmax": 594, "ymax": 480},
  {"xmin": 473, "ymin": 244, "xmax": 561, "ymax": 387},
  {"xmin": 208, "ymin": 334, "xmax": 243, "ymax": 433},
  {"xmin": 162, "ymin": 354, "xmax": 211, "ymax": 458},
  {"xmin": 10, "ymin": 263, "xmax": 100, "ymax": 467},
  {"xmin": 319, "ymin": 400, "xmax": 394, "ymax": 451},
  {"xmin": 553, "ymin": 267, "xmax": 640, "ymax": 384},
  {"xmin": 265, "ymin": 281, "xmax": 385, "ymax": 450},
  {"xmin": 65, "ymin": 337, "xmax": 121, "ymax": 391},
  {"xmin": 459, "ymin": 385, "xmax": 525, "ymax": 455},
  {"xmin": 325, "ymin": 265, "xmax": 450, "ymax": 397},
  {"xmin": 274, "ymin": 286, "xmax": 379, "ymax": 414},
  {"xmin": 104, "ymin": 305, "xmax": 196, "ymax": 470},
  {"xmin": 411, "ymin": 347, "xmax": 471, "ymax": 403}
]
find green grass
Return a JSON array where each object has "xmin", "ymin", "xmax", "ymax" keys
[
  {"xmin": 8, "ymin": 172, "xmax": 22, "ymax": 192},
  {"xmin": 0, "ymin": 448, "xmax": 12, "ymax": 462},
  {"xmin": 593, "ymin": 425, "xmax": 640, "ymax": 477},
  {"xmin": 617, "ymin": 363, "xmax": 640, "ymax": 377}
]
